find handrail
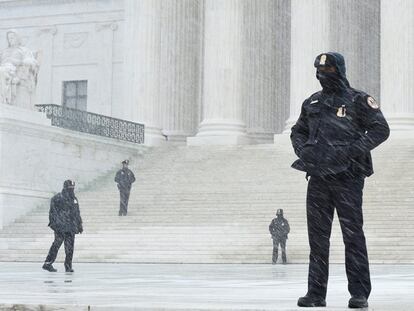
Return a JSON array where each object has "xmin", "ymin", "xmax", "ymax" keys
[{"xmin": 35, "ymin": 104, "xmax": 144, "ymax": 144}]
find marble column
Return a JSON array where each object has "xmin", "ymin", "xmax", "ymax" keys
[
  {"xmin": 187, "ymin": 0, "xmax": 250, "ymax": 145},
  {"xmin": 283, "ymin": 0, "xmax": 330, "ymax": 133},
  {"xmin": 242, "ymin": 0, "xmax": 290, "ymax": 143},
  {"xmin": 35, "ymin": 26, "xmax": 57, "ymax": 106},
  {"xmin": 381, "ymin": 0, "xmax": 414, "ymax": 130},
  {"xmin": 330, "ymin": 0, "xmax": 380, "ymax": 100},
  {"xmin": 283, "ymin": 0, "xmax": 381, "ymax": 134},
  {"xmin": 95, "ymin": 22, "xmax": 117, "ymax": 117},
  {"xmin": 160, "ymin": 0, "xmax": 202, "ymax": 143},
  {"xmin": 124, "ymin": 0, "xmax": 165, "ymax": 145}
]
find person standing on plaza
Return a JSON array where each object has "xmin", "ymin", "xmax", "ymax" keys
[
  {"xmin": 42, "ymin": 180, "xmax": 83, "ymax": 273},
  {"xmin": 269, "ymin": 209, "xmax": 290, "ymax": 264},
  {"xmin": 290, "ymin": 52, "xmax": 389, "ymax": 308}
]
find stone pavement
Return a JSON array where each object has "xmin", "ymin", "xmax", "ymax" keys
[{"xmin": 0, "ymin": 263, "xmax": 413, "ymax": 310}]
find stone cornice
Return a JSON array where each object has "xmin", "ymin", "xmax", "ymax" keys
[
  {"xmin": 37, "ymin": 25, "xmax": 58, "ymax": 36},
  {"xmin": 0, "ymin": 0, "xmax": 90, "ymax": 8},
  {"xmin": 95, "ymin": 21, "xmax": 118, "ymax": 32}
]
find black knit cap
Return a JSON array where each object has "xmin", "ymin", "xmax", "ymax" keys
[
  {"xmin": 63, "ymin": 180, "xmax": 75, "ymax": 189},
  {"xmin": 122, "ymin": 159, "xmax": 129, "ymax": 165},
  {"xmin": 314, "ymin": 52, "xmax": 347, "ymax": 77}
]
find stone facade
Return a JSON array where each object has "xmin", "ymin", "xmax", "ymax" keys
[
  {"xmin": 0, "ymin": 0, "xmax": 412, "ymax": 145},
  {"xmin": 0, "ymin": 104, "xmax": 147, "ymax": 229},
  {"xmin": 0, "ymin": 0, "xmax": 125, "ymax": 118}
]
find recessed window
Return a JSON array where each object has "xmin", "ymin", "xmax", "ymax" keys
[{"xmin": 62, "ymin": 80, "xmax": 87, "ymax": 111}]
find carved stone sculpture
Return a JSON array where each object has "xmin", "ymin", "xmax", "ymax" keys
[{"xmin": 0, "ymin": 29, "xmax": 39, "ymax": 109}]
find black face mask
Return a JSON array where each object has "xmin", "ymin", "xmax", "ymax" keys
[
  {"xmin": 63, "ymin": 188, "xmax": 75, "ymax": 199},
  {"xmin": 316, "ymin": 71, "xmax": 347, "ymax": 91}
]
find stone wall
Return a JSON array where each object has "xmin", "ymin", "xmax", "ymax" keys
[
  {"xmin": 0, "ymin": 104, "xmax": 147, "ymax": 229},
  {"xmin": 0, "ymin": 0, "xmax": 124, "ymax": 118},
  {"xmin": 0, "ymin": 0, "xmax": 412, "ymax": 142}
]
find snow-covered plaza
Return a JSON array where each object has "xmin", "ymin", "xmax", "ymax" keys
[{"xmin": 0, "ymin": 263, "xmax": 413, "ymax": 310}]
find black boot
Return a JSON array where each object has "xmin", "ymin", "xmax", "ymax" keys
[
  {"xmin": 348, "ymin": 296, "xmax": 368, "ymax": 308},
  {"xmin": 297, "ymin": 295, "xmax": 326, "ymax": 307},
  {"xmin": 42, "ymin": 263, "xmax": 57, "ymax": 272}
]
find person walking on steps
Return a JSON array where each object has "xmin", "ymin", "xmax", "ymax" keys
[{"xmin": 114, "ymin": 159, "xmax": 136, "ymax": 216}]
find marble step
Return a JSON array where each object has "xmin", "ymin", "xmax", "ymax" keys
[
  {"xmin": 11, "ymin": 217, "xmax": 414, "ymax": 224},
  {"xmin": 1, "ymin": 141, "xmax": 413, "ymax": 264}
]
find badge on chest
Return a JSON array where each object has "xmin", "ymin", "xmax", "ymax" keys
[{"xmin": 336, "ymin": 105, "xmax": 346, "ymax": 118}]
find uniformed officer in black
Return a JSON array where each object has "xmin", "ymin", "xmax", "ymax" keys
[
  {"xmin": 269, "ymin": 209, "xmax": 290, "ymax": 264},
  {"xmin": 43, "ymin": 180, "xmax": 83, "ymax": 273},
  {"xmin": 291, "ymin": 52, "xmax": 390, "ymax": 308},
  {"xmin": 115, "ymin": 160, "xmax": 136, "ymax": 216}
]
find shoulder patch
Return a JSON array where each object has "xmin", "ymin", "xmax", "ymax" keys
[
  {"xmin": 367, "ymin": 96, "xmax": 380, "ymax": 109},
  {"xmin": 305, "ymin": 92, "xmax": 322, "ymax": 106}
]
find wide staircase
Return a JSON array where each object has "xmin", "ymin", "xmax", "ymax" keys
[{"xmin": 0, "ymin": 134, "xmax": 413, "ymax": 264}]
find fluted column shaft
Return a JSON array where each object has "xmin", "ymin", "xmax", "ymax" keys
[
  {"xmin": 242, "ymin": 0, "xmax": 290, "ymax": 142},
  {"xmin": 187, "ymin": 0, "xmax": 249, "ymax": 145},
  {"xmin": 284, "ymin": 0, "xmax": 329, "ymax": 133},
  {"xmin": 160, "ymin": 0, "xmax": 202, "ymax": 143},
  {"xmin": 381, "ymin": 0, "xmax": 414, "ymax": 130},
  {"xmin": 330, "ymin": 0, "xmax": 380, "ymax": 100},
  {"xmin": 285, "ymin": 0, "xmax": 380, "ymax": 133},
  {"xmin": 124, "ymin": 0, "xmax": 165, "ymax": 145}
]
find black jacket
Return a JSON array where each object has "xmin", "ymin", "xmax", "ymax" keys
[
  {"xmin": 48, "ymin": 191, "xmax": 83, "ymax": 234},
  {"xmin": 290, "ymin": 88, "xmax": 390, "ymax": 177},
  {"xmin": 115, "ymin": 168, "xmax": 136, "ymax": 191},
  {"xmin": 269, "ymin": 217, "xmax": 290, "ymax": 240}
]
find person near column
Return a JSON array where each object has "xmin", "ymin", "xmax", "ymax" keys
[
  {"xmin": 42, "ymin": 180, "xmax": 83, "ymax": 273},
  {"xmin": 114, "ymin": 160, "xmax": 136, "ymax": 216},
  {"xmin": 290, "ymin": 52, "xmax": 389, "ymax": 308},
  {"xmin": 269, "ymin": 209, "xmax": 290, "ymax": 264}
]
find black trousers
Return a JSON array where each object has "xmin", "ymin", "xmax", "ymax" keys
[
  {"xmin": 272, "ymin": 237, "xmax": 287, "ymax": 263},
  {"xmin": 119, "ymin": 190, "xmax": 130, "ymax": 215},
  {"xmin": 306, "ymin": 172, "xmax": 371, "ymax": 299},
  {"xmin": 45, "ymin": 231, "xmax": 75, "ymax": 269}
]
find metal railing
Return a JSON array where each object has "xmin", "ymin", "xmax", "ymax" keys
[{"xmin": 36, "ymin": 104, "xmax": 144, "ymax": 144}]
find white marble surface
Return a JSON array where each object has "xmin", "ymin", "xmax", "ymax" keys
[
  {"xmin": 0, "ymin": 263, "xmax": 413, "ymax": 310},
  {"xmin": 0, "ymin": 104, "xmax": 146, "ymax": 229}
]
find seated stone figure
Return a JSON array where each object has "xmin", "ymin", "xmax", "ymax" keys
[{"xmin": 0, "ymin": 29, "xmax": 39, "ymax": 109}]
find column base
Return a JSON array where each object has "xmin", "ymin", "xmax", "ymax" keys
[
  {"xmin": 386, "ymin": 113, "xmax": 414, "ymax": 131},
  {"xmin": 187, "ymin": 119, "xmax": 251, "ymax": 146},
  {"xmin": 162, "ymin": 130, "xmax": 194, "ymax": 144},
  {"xmin": 282, "ymin": 117, "xmax": 297, "ymax": 134},
  {"xmin": 274, "ymin": 132, "xmax": 291, "ymax": 145},
  {"xmin": 187, "ymin": 135, "xmax": 251, "ymax": 146},
  {"xmin": 248, "ymin": 132, "xmax": 276, "ymax": 144},
  {"xmin": 144, "ymin": 125, "xmax": 167, "ymax": 146}
]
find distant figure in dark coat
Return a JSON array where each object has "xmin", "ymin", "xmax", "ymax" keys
[
  {"xmin": 269, "ymin": 209, "xmax": 290, "ymax": 264},
  {"xmin": 114, "ymin": 159, "xmax": 135, "ymax": 216},
  {"xmin": 43, "ymin": 180, "xmax": 83, "ymax": 273}
]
